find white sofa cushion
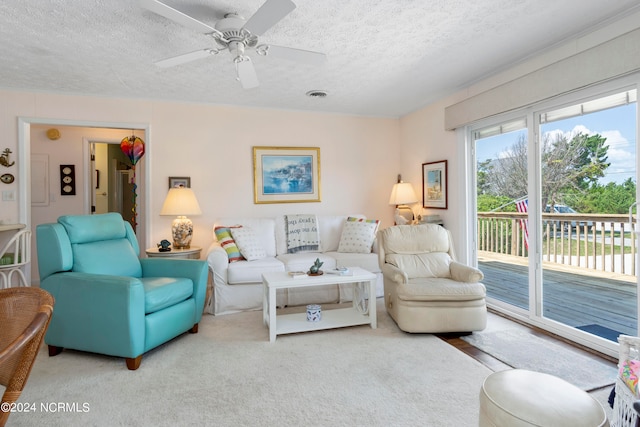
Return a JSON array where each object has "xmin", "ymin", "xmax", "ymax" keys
[{"xmin": 227, "ymin": 257, "xmax": 285, "ymax": 284}]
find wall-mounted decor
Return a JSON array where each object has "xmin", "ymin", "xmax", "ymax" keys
[
  {"xmin": 0, "ymin": 173, "xmax": 14, "ymax": 184},
  {"xmin": 0, "ymin": 148, "xmax": 15, "ymax": 167},
  {"xmin": 60, "ymin": 164, "xmax": 76, "ymax": 195},
  {"xmin": 253, "ymin": 146, "xmax": 320, "ymax": 204},
  {"xmin": 422, "ymin": 160, "xmax": 448, "ymax": 209},
  {"xmin": 169, "ymin": 176, "xmax": 190, "ymax": 189},
  {"xmin": 120, "ymin": 134, "xmax": 146, "ymax": 229},
  {"xmin": 46, "ymin": 128, "xmax": 61, "ymax": 140}
]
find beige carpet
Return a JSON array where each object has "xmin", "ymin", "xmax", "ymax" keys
[{"xmin": 8, "ymin": 299, "xmax": 492, "ymax": 427}]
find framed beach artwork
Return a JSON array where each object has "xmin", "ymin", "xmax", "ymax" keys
[
  {"xmin": 422, "ymin": 160, "xmax": 448, "ymax": 209},
  {"xmin": 253, "ymin": 146, "xmax": 321, "ymax": 204}
]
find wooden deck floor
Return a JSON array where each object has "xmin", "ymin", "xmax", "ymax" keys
[{"xmin": 479, "ymin": 254, "xmax": 638, "ymax": 339}]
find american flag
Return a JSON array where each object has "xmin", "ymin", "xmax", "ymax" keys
[{"xmin": 515, "ymin": 198, "xmax": 529, "ymax": 249}]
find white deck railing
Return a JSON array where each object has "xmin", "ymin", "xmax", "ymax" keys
[{"xmin": 477, "ymin": 212, "xmax": 637, "ymax": 276}]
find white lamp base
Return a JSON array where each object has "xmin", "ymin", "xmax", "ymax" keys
[{"xmin": 171, "ymin": 215, "xmax": 193, "ymax": 249}]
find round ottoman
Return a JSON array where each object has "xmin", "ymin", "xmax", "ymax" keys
[{"xmin": 479, "ymin": 369, "xmax": 608, "ymax": 426}]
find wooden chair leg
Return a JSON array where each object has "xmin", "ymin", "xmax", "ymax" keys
[
  {"xmin": 48, "ymin": 345, "xmax": 63, "ymax": 356},
  {"xmin": 125, "ymin": 355, "xmax": 142, "ymax": 370},
  {"xmin": 189, "ymin": 323, "xmax": 199, "ymax": 333}
]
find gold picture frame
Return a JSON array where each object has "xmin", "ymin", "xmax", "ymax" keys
[
  {"xmin": 422, "ymin": 160, "xmax": 448, "ymax": 209},
  {"xmin": 253, "ymin": 146, "xmax": 321, "ymax": 204}
]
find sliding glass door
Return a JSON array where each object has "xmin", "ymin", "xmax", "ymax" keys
[
  {"xmin": 472, "ymin": 84, "xmax": 639, "ymax": 353},
  {"xmin": 474, "ymin": 119, "xmax": 530, "ymax": 314},
  {"xmin": 537, "ymin": 90, "xmax": 638, "ymax": 341}
]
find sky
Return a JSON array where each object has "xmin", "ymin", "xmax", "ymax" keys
[{"xmin": 476, "ymin": 102, "xmax": 637, "ymax": 185}]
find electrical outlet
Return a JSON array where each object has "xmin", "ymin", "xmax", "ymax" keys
[{"xmin": 2, "ymin": 190, "xmax": 15, "ymax": 201}]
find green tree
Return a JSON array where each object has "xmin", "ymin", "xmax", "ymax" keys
[
  {"xmin": 570, "ymin": 133, "xmax": 610, "ymax": 190},
  {"xmin": 576, "ymin": 178, "xmax": 636, "ymax": 214},
  {"xmin": 477, "ymin": 159, "xmax": 493, "ymax": 195},
  {"xmin": 481, "ymin": 131, "xmax": 610, "ymax": 209},
  {"xmin": 477, "ymin": 194, "xmax": 515, "ymax": 212}
]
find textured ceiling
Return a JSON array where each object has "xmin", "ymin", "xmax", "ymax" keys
[{"xmin": 1, "ymin": 0, "xmax": 639, "ymax": 117}]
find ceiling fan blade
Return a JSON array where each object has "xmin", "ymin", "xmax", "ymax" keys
[
  {"xmin": 140, "ymin": 0, "xmax": 216, "ymax": 34},
  {"xmin": 236, "ymin": 58, "xmax": 259, "ymax": 89},
  {"xmin": 242, "ymin": 0, "xmax": 296, "ymax": 36},
  {"xmin": 263, "ymin": 45, "xmax": 327, "ymax": 66},
  {"xmin": 155, "ymin": 49, "xmax": 214, "ymax": 68}
]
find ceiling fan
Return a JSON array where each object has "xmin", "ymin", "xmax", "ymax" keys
[{"xmin": 141, "ymin": 0, "xmax": 327, "ymax": 89}]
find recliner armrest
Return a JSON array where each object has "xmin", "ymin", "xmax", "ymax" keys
[
  {"xmin": 381, "ymin": 263, "xmax": 408, "ymax": 284},
  {"xmin": 140, "ymin": 258, "xmax": 208, "ymax": 321},
  {"xmin": 450, "ymin": 261, "xmax": 484, "ymax": 283},
  {"xmin": 40, "ymin": 272, "xmax": 146, "ymax": 357}
]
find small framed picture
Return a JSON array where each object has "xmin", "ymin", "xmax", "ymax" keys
[
  {"xmin": 169, "ymin": 176, "xmax": 190, "ymax": 189},
  {"xmin": 422, "ymin": 160, "xmax": 448, "ymax": 209}
]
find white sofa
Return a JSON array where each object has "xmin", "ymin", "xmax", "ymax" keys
[{"xmin": 206, "ymin": 214, "xmax": 383, "ymax": 315}]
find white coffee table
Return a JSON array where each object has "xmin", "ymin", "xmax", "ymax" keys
[{"xmin": 262, "ymin": 267, "xmax": 377, "ymax": 342}]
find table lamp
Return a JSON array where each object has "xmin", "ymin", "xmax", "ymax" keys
[
  {"xmin": 160, "ymin": 187, "xmax": 202, "ymax": 249},
  {"xmin": 389, "ymin": 180, "xmax": 418, "ymax": 225}
]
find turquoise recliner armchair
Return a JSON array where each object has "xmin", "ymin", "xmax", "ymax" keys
[{"xmin": 36, "ymin": 213, "xmax": 208, "ymax": 370}]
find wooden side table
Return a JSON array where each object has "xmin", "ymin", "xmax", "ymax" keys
[{"xmin": 145, "ymin": 246, "xmax": 202, "ymax": 259}]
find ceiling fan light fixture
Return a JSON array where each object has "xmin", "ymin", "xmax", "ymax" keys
[{"xmin": 306, "ymin": 90, "xmax": 328, "ymax": 98}]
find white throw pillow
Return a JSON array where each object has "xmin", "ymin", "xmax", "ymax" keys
[
  {"xmin": 337, "ymin": 217, "xmax": 380, "ymax": 254},
  {"xmin": 230, "ymin": 226, "xmax": 267, "ymax": 261}
]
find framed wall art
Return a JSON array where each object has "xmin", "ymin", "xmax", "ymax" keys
[
  {"xmin": 253, "ymin": 146, "xmax": 321, "ymax": 204},
  {"xmin": 422, "ymin": 160, "xmax": 448, "ymax": 209},
  {"xmin": 169, "ymin": 176, "xmax": 190, "ymax": 189},
  {"xmin": 60, "ymin": 164, "xmax": 76, "ymax": 196}
]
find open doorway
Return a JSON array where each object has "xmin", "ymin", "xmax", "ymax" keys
[
  {"xmin": 21, "ymin": 120, "xmax": 149, "ymax": 286},
  {"xmin": 91, "ymin": 141, "xmax": 138, "ymax": 232}
]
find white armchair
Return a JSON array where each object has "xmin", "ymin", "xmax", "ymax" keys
[{"xmin": 377, "ymin": 224, "xmax": 487, "ymax": 333}]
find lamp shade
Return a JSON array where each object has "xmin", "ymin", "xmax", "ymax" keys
[
  {"xmin": 160, "ymin": 188, "xmax": 202, "ymax": 216},
  {"xmin": 388, "ymin": 182, "xmax": 418, "ymax": 205}
]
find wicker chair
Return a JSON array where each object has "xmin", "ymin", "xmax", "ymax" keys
[
  {"xmin": 612, "ymin": 335, "xmax": 640, "ymax": 427},
  {"xmin": 0, "ymin": 229, "xmax": 31, "ymax": 288},
  {"xmin": 0, "ymin": 287, "xmax": 54, "ymax": 427}
]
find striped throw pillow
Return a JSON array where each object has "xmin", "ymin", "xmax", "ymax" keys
[{"xmin": 214, "ymin": 226, "xmax": 244, "ymax": 262}]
